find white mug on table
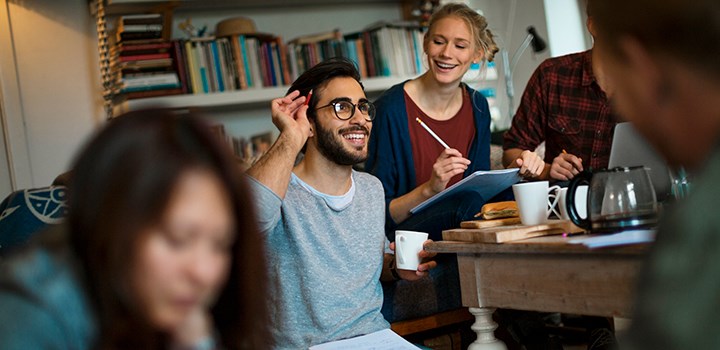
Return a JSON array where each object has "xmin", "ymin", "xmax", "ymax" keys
[{"xmin": 512, "ymin": 181, "xmax": 560, "ymax": 226}]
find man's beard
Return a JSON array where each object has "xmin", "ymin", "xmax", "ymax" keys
[{"xmin": 314, "ymin": 121, "xmax": 369, "ymax": 166}]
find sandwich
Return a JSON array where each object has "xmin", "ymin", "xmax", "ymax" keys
[{"xmin": 475, "ymin": 201, "xmax": 519, "ymax": 220}]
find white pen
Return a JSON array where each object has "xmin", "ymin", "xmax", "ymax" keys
[{"xmin": 415, "ymin": 117, "xmax": 450, "ymax": 149}]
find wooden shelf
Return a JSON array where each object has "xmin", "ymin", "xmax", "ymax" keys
[
  {"xmin": 113, "ymin": 75, "xmax": 416, "ymax": 116},
  {"xmin": 95, "ymin": 0, "xmax": 421, "ymax": 117}
]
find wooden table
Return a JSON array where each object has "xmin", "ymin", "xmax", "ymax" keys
[{"xmin": 426, "ymin": 234, "xmax": 648, "ymax": 350}]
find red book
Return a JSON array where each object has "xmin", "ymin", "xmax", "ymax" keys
[
  {"xmin": 362, "ymin": 31, "xmax": 376, "ymax": 77},
  {"xmin": 171, "ymin": 40, "xmax": 189, "ymax": 94},
  {"xmin": 275, "ymin": 36, "xmax": 291, "ymax": 86},
  {"xmin": 259, "ymin": 42, "xmax": 271, "ymax": 87},
  {"xmin": 119, "ymin": 52, "xmax": 171, "ymax": 62},
  {"xmin": 115, "ymin": 42, "xmax": 172, "ymax": 57},
  {"xmin": 123, "ymin": 87, "xmax": 183, "ymax": 100}
]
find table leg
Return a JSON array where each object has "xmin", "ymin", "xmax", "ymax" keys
[{"xmin": 468, "ymin": 307, "xmax": 507, "ymax": 350}]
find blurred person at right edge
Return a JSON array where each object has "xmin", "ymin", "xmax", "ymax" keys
[{"xmin": 591, "ymin": 0, "xmax": 720, "ymax": 349}]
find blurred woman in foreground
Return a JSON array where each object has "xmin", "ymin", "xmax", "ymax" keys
[{"xmin": 0, "ymin": 109, "xmax": 270, "ymax": 349}]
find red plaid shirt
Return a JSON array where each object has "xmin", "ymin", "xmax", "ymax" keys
[{"xmin": 503, "ymin": 50, "xmax": 620, "ymax": 170}]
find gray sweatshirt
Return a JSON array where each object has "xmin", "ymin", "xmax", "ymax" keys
[{"xmin": 249, "ymin": 170, "xmax": 390, "ymax": 349}]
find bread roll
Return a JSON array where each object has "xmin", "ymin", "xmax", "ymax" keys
[{"xmin": 475, "ymin": 201, "xmax": 519, "ymax": 220}]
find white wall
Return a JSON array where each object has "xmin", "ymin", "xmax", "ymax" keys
[
  {"xmin": 544, "ymin": 0, "xmax": 588, "ymax": 57},
  {"xmin": 467, "ymin": 0, "xmax": 551, "ymax": 130},
  {"xmin": 0, "ymin": 0, "xmax": 103, "ymax": 198},
  {"xmin": 0, "ymin": 3, "xmax": 15, "ymax": 198}
]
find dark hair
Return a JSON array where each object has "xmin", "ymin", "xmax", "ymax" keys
[
  {"xmin": 585, "ymin": 0, "xmax": 593, "ymax": 17},
  {"xmin": 590, "ymin": 0, "xmax": 720, "ymax": 80},
  {"xmin": 67, "ymin": 109, "xmax": 270, "ymax": 349},
  {"xmin": 287, "ymin": 57, "xmax": 363, "ymax": 121}
]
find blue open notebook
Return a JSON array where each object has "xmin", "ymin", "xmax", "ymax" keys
[{"xmin": 410, "ymin": 168, "xmax": 521, "ymax": 214}]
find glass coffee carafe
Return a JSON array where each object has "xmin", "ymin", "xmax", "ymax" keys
[{"xmin": 566, "ymin": 166, "xmax": 658, "ymax": 232}]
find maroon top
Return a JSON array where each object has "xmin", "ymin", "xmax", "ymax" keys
[
  {"xmin": 405, "ymin": 88, "xmax": 475, "ymax": 187},
  {"xmin": 503, "ymin": 50, "xmax": 620, "ymax": 170}
]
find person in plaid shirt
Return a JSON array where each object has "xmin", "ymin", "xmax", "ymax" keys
[{"xmin": 502, "ymin": 2, "xmax": 621, "ymax": 181}]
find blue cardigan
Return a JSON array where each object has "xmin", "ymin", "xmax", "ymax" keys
[{"xmin": 366, "ymin": 81, "xmax": 491, "ymax": 232}]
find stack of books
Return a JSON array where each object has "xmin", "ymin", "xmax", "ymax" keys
[
  {"xmin": 285, "ymin": 22, "xmax": 425, "ymax": 81},
  {"xmin": 111, "ymin": 13, "xmax": 183, "ymax": 99},
  {"xmin": 211, "ymin": 124, "xmax": 275, "ymax": 171},
  {"xmin": 286, "ymin": 29, "xmax": 345, "ymax": 80},
  {"xmin": 349, "ymin": 21, "xmax": 426, "ymax": 79},
  {"xmin": 174, "ymin": 32, "xmax": 290, "ymax": 94},
  {"xmin": 109, "ymin": 18, "xmax": 428, "ymax": 101}
]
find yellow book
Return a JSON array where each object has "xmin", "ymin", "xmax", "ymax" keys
[{"xmin": 184, "ymin": 40, "xmax": 201, "ymax": 94}]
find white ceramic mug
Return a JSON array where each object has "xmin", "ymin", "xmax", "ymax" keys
[
  {"xmin": 512, "ymin": 181, "xmax": 561, "ymax": 226},
  {"xmin": 557, "ymin": 185, "xmax": 588, "ymax": 220},
  {"xmin": 395, "ymin": 230, "xmax": 429, "ymax": 271}
]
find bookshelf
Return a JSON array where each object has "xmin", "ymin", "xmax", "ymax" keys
[
  {"xmin": 112, "ymin": 75, "xmax": 415, "ymax": 115},
  {"xmin": 90, "ymin": 0, "xmax": 423, "ymax": 118}
]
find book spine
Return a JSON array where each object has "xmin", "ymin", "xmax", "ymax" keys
[
  {"xmin": 265, "ymin": 42, "xmax": 276, "ymax": 86},
  {"xmin": 219, "ymin": 39, "xmax": 236, "ymax": 91},
  {"xmin": 121, "ymin": 73, "xmax": 178, "ymax": 87},
  {"xmin": 246, "ymin": 38, "xmax": 262, "ymax": 88},
  {"xmin": 362, "ymin": 31, "xmax": 376, "ymax": 77},
  {"xmin": 211, "ymin": 40, "xmax": 225, "ymax": 92},
  {"xmin": 121, "ymin": 24, "xmax": 164, "ymax": 32},
  {"xmin": 185, "ymin": 41, "xmax": 200, "ymax": 94},
  {"xmin": 270, "ymin": 42, "xmax": 282, "ymax": 86},
  {"xmin": 117, "ymin": 31, "xmax": 163, "ymax": 42},
  {"xmin": 230, "ymin": 35, "xmax": 248, "ymax": 89},
  {"xmin": 171, "ymin": 40, "xmax": 189, "ymax": 94},
  {"xmin": 121, "ymin": 82, "xmax": 180, "ymax": 93},
  {"xmin": 378, "ymin": 28, "xmax": 393, "ymax": 76},
  {"xmin": 118, "ymin": 52, "xmax": 171, "ymax": 62},
  {"xmin": 124, "ymin": 88, "xmax": 183, "ymax": 100},
  {"xmin": 356, "ymin": 38, "xmax": 368, "ymax": 78},
  {"xmin": 239, "ymin": 35, "xmax": 253, "ymax": 87},
  {"xmin": 202, "ymin": 42, "xmax": 217, "ymax": 92},
  {"xmin": 287, "ymin": 43, "xmax": 299, "ymax": 82},
  {"xmin": 276, "ymin": 37, "xmax": 292, "ymax": 86},
  {"xmin": 195, "ymin": 42, "xmax": 209, "ymax": 94},
  {"xmin": 116, "ymin": 42, "xmax": 172, "ymax": 52}
]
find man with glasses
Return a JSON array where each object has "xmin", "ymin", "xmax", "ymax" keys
[{"xmin": 246, "ymin": 58, "xmax": 437, "ymax": 349}]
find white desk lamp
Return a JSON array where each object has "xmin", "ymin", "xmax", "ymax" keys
[{"xmin": 502, "ymin": 26, "xmax": 547, "ymax": 123}]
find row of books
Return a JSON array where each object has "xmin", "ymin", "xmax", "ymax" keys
[
  {"xmin": 178, "ymin": 34, "xmax": 291, "ymax": 94},
  {"xmin": 111, "ymin": 19, "xmax": 427, "ymax": 99},
  {"xmin": 286, "ymin": 23, "xmax": 425, "ymax": 81},
  {"xmin": 211, "ymin": 124, "xmax": 274, "ymax": 171}
]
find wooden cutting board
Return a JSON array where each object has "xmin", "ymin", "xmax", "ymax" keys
[
  {"xmin": 445, "ymin": 219, "xmax": 584, "ymax": 243},
  {"xmin": 461, "ymin": 217, "xmax": 522, "ymax": 228}
]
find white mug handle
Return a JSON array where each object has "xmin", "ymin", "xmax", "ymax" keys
[
  {"xmin": 396, "ymin": 235, "xmax": 405, "ymax": 265},
  {"xmin": 547, "ymin": 185, "xmax": 561, "ymax": 218}
]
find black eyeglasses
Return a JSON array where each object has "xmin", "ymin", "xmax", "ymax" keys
[{"xmin": 315, "ymin": 99, "xmax": 376, "ymax": 122}]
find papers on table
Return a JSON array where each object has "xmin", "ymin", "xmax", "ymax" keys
[
  {"xmin": 309, "ymin": 329, "xmax": 419, "ymax": 350},
  {"xmin": 568, "ymin": 229, "xmax": 656, "ymax": 248}
]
